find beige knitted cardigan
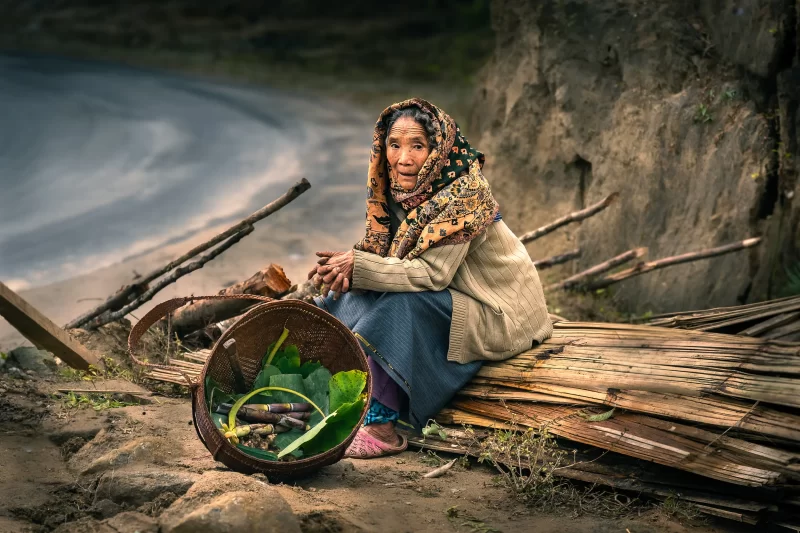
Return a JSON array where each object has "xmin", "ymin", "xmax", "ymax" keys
[{"xmin": 351, "ymin": 220, "xmax": 553, "ymax": 364}]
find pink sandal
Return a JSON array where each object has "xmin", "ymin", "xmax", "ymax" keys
[{"xmin": 345, "ymin": 427, "xmax": 408, "ymax": 459}]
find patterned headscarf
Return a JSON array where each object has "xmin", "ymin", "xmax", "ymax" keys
[{"xmin": 355, "ymin": 98, "xmax": 499, "ymax": 260}]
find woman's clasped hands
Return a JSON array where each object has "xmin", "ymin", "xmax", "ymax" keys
[{"xmin": 307, "ymin": 249, "xmax": 355, "ymax": 300}]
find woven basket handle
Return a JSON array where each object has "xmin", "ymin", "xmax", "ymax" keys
[{"xmin": 127, "ymin": 294, "xmax": 275, "ymax": 384}]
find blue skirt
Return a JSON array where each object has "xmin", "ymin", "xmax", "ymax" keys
[{"xmin": 314, "ymin": 290, "xmax": 482, "ymax": 428}]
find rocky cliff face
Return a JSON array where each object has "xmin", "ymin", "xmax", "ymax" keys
[{"xmin": 472, "ymin": 0, "xmax": 799, "ymax": 313}]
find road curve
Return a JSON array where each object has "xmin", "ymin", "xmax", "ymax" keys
[{"xmin": 0, "ymin": 53, "xmax": 371, "ymax": 291}]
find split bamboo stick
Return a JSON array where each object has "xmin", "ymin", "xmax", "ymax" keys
[{"xmin": 519, "ymin": 193, "xmax": 618, "ymax": 244}]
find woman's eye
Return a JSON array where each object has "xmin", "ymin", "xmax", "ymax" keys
[
  {"xmin": 390, "ymin": 143, "xmax": 400, "ymax": 149},
  {"xmin": 414, "ymin": 145, "xmax": 424, "ymax": 150}
]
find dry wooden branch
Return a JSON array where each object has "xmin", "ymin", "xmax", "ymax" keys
[
  {"xmin": 423, "ymin": 458, "xmax": 457, "ymax": 478},
  {"xmin": 533, "ymin": 248, "xmax": 581, "ymax": 270},
  {"xmin": 584, "ymin": 237, "xmax": 762, "ymax": 291},
  {"xmin": 519, "ymin": 193, "xmax": 618, "ymax": 244},
  {"xmin": 0, "ymin": 282, "xmax": 101, "ymax": 370},
  {"xmin": 65, "ymin": 178, "xmax": 311, "ymax": 330},
  {"xmin": 56, "ymin": 388, "xmax": 155, "ymax": 396},
  {"xmin": 169, "ymin": 264, "xmax": 292, "ymax": 337},
  {"xmin": 548, "ymin": 247, "xmax": 647, "ymax": 291},
  {"xmin": 85, "ymin": 227, "xmax": 253, "ymax": 329}
]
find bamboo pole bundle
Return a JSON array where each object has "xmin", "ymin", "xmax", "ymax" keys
[
  {"xmin": 477, "ymin": 323, "xmax": 800, "ymax": 408},
  {"xmin": 437, "ymin": 320, "xmax": 800, "ymax": 526},
  {"xmin": 459, "ymin": 381, "xmax": 800, "ymax": 442},
  {"xmin": 644, "ymin": 295, "xmax": 800, "ymax": 336},
  {"xmin": 445, "ymin": 400, "xmax": 794, "ymax": 487}
]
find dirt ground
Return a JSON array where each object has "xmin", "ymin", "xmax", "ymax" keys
[{"xmin": 0, "ymin": 366, "xmax": 753, "ymax": 533}]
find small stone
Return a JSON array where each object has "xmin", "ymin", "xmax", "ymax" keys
[
  {"xmin": 90, "ymin": 499, "xmax": 122, "ymax": 519},
  {"xmin": 103, "ymin": 511, "xmax": 158, "ymax": 533},
  {"xmin": 52, "ymin": 517, "xmax": 116, "ymax": 533},
  {"xmin": 8, "ymin": 367, "xmax": 32, "ymax": 380},
  {"xmin": 8, "ymin": 346, "xmax": 57, "ymax": 375}
]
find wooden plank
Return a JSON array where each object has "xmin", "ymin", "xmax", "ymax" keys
[{"xmin": 0, "ymin": 281, "xmax": 100, "ymax": 370}]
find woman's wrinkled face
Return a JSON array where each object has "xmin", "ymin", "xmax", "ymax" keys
[{"xmin": 386, "ymin": 116, "xmax": 431, "ymax": 191}]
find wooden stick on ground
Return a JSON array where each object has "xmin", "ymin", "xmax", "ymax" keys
[
  {"xmin": 65, "ymin": 178, "xmax": 311, "ymax": 330},
  {"xmin": 548, "ymin": 247, "xmax": 647, "ymax": 291},
  {"xmin": 0, "ymin": 282, "xmax": 101, "ymax": 370},
  {"xmin": 85, "ymin": 226, "xmax": 253, "ymax": 329},
  {"xmin": 533, "ymin": 248, "xmax": 581, "ymax": 270},
  {"xmin": 169, "ymin": 264, "xmax": 292, "ymax": 337},
  {"xmin": 519, "ymin": 193, "xmax": 618, "ymax": 244},
  {"xmin": 584, "ymin": 238, "xmax": 762, "ymax": 292},
  {"xmin": 56, "ymin": 388, "xmax": 155, "ymax": 396}
]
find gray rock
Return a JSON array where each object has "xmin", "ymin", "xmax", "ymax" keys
[
  {"xmin": 94, "ymin": 470, "xmax": 200, "ymax": 507},
  {"xmin": 159, "ymin": 471, "xmax": 300, "ymax": 533},
  {"xmin": 9, "ymin": 346, "xmax": 56, "ymax": 375},
  {"xmin": 90, "ymin": 498, "xmax": 122, "ymax": 519},
  {"xmin": 104, "ymin": 511, "xmax": 158, "ymax": 533},
  {"xmin": 7, "ymin": 366, "xmax": 33, "ymax": 380}
]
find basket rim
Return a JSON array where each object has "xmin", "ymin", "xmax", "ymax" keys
[{"xmin": 196, "ymin": 298, "xmax": 370, "ymax": 467}]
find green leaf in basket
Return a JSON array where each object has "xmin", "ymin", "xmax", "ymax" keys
[
  {"xmin": 274, "ymin": 429, "xmax": 305, "ymax": 458},
  {"xmin": 300, "ymin": 395, "xmax": 366, "ymax": 456},
  {"xmin": 277, "ymin": 412, "xmax": 337, "ymax": 458},
  {"xmin": 273, "ymin": 345, "xmax": 301, "ymax": 374},
  {"xmin": 211, "ymin": 412, "xmax": 227, "ymax": 429},
  {"xmin": 303, "ymin": 367, "xmax": 332, "ymax": 426},
  {"xmin": 253, "ymin": 364, "xmax": 281, "ymax": 389},
  {"xmin": 329, "ymin": 370, "xmax": 367, "ymax": 413},
  {"xmin": 299, "ymin": 360, "xmax": 323, "ymax": 378},
  {"xmin": 268, "ymin": 374, "xmax": 306, "ymax": 404},
  {"xmin": 205, "ymin": 375, "xmax": 234, "ymax": 411},
  {"xmin": 236, "ymin": 444, "xmax": 279, "ymax": 462}
]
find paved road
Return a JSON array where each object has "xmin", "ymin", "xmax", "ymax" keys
[{"xmin": 0, "ymin": 53, "xmax": 371, "ymax": 291}]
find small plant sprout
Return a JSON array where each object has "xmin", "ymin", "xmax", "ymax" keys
[
  {"xmin": 723, "ymin": 89, "xmax": 737, "ymax": 101},
  {"xmin": 694, "ymin": 103, "xmax": 713, "ymax": 124},
  {"xmin": 422, "ymin": 419, "xmax": 448, "ymax": 440}
]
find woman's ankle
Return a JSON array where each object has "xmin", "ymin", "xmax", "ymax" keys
[{"xmin": 363, "ymin": 422, "xmax": 400, "ymax": 446}]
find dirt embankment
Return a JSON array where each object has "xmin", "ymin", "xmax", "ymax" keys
[{"xmin": 472, "ymin": 0, "xmax": 800, "ymax": 314}]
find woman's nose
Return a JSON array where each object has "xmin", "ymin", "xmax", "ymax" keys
[{"xmin": 398, "ymin": 149, "xmax": 414, "ymax": 166}]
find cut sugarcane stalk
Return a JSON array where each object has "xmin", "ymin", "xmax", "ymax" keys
[{"xmin": 218, "ymin": 402, "xmax": 312, "ymax": 413}]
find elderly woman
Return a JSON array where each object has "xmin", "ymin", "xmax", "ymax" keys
[{"xmin": 309, "ymin": 98, "xmax": 552, "ymax": 458}]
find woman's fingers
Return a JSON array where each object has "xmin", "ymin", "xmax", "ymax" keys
[
  {"xmin": 316, "ymin": 264, "xmax": 335, "ymax": 275},
  {"xmin": 330, "ymin": 273, "xmax": 344, "ymax": 298},
  {"xmin": 342, "ymin": 277, "xmax": 350, "ymax": 293},
  {"xmin": 307, "ymin": 265, "xmax": 320, "ymax": 280},
  {"xmin": 322, "ymin": 267, "xmax": 340, "ymax": 285}
]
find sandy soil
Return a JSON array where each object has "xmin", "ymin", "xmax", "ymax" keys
[{"xmin": 0, "ymin": 367, "xmax": 752, "ymax": 533}]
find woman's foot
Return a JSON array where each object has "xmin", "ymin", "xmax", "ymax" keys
[
  {"xmin": 363, "ymin": 422, "xmax": 401, "ymax": 447},
  {"xmin": 344, "ymin": 425, "xmax": 408, "ymax": 459}
]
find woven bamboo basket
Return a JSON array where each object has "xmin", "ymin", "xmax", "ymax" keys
[{"xmin": 129, "ymin": 294, "xmax": 371, "ymax": 480}]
